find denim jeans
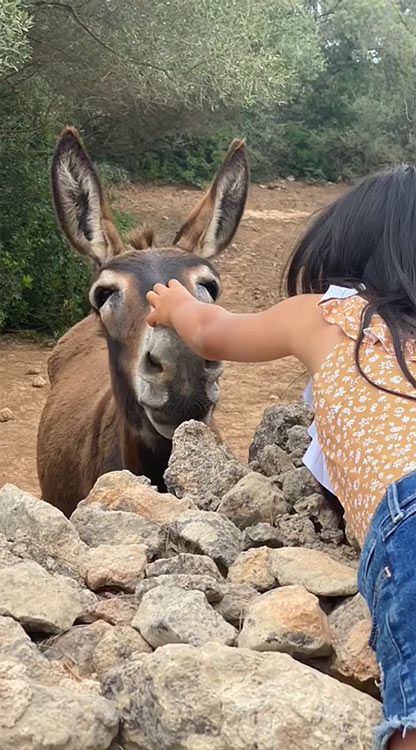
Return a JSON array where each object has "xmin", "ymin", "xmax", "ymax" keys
[{"xmin": 358, "ymin": 470, "xmax": 416, "ymax": 749}]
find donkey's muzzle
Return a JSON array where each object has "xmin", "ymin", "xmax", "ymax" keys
[{"xmin": 136, "ymin": 325, "xmax": 224, "ymax": 417}]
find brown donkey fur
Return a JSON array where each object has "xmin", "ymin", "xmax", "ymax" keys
[{"xmin": 37, "ymin": 128, "xmax": 249, "ymax": 516}]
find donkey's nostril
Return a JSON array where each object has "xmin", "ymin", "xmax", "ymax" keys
[{"xmin": 146, "ymin": 351, "xmax": 163, "ymax": 375}]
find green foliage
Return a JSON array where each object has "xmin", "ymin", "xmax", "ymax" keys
[
  {"xmin": 112, "ymin": 209, "xmax": 137, "ymax": 236},
  {"xmin": 87, "ymin": 0, "xmax": 416, "ymax": 186},
  {"xmin": 201, "ymin": 0, "xmax": 416, "ymax": 183},
  {"xmin": 0, "ymin": 88, "xmax": 90, "ymax": 333},
  {"xmin": 0, "ymin": 0, "xmax": 32, "ymax": 77},
  {"xmin": 26, "ymin": 0, "xmax": 322, "ymax": 159},
  {"xmin": 271, "ymin": 0, "xmax": 416, "ymax": 181},
  {"xmin": 125, "ymin": 133, "xmax": 235, "ymax": 186},
  {"xmin": 96, "ymin": 162, "xmax": 130, "ymax": 187},
  {"xmin": 4, "ymin": 0, "xmax": 416, "ymax": 335},
  {"xmin": 0, "ymin": 86, "xmax": 135, "ymax": 335}
]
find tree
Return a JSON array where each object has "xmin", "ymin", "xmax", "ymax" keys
[
  {"xmin": 0, "ymin": 0, "xmax": 32, "ymax": 77},
  {"xmin": 314, "ymin": 0, "xmax": 416, "ymax": 172},
  {"xmin": 20, "ymin": 0, "xmax": 323, "ymax": 155},
  {"xmin": 257, "ymin": 0, "xmax": 416, "ymax": 180}
]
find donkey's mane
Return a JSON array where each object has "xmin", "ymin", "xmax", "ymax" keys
[{"xmin": 128, "ymin": 223, "xmax": 155, "ymax": 250}]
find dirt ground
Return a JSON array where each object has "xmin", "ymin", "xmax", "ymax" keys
[{"xmin": 0, "ymin": 180, "xmax": 346, "ymax": 496}]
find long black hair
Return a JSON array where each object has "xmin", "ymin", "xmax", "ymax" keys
[{"xmin": 286, "ymin": 165, "xmax": 416, "ymax": 399}]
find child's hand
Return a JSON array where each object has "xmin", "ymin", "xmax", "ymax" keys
[{"xmin": 146, "ymin": 279, "xmax": 194, "ymax": 327}]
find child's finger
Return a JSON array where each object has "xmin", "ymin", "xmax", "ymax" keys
[
  {"xmin": 153, "ymin": 283, "xmax": 167, "ymax": 294},
  {"xmin": 147, "ymin": 309, "xmax": 157, "ymax": 326},
  {"xmin": 146, "ymin": 290, "xmax": 158, "ymax": 306}
]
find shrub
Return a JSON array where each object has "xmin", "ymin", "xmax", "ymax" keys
[
  {"xmin": 112, "ymin": 132, "xmax": 235, "ymax": 187},
  {"xmin": 0, "ymin": 87, "xmax": 134, "ymax": 335}
]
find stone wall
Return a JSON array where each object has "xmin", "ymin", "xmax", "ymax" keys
[{"xmin": 0, "ymin": 404, "xmax": 381, "ymax": 749}]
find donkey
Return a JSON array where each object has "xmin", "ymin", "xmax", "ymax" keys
[{"xmin": 37, "ymin": 128, "xmax": 248, "ymax": 516}]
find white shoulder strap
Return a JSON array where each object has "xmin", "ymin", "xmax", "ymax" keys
[
  {"xmin": 320, "ymin": 284, "xmax": 357, "ymax": 302},
  {"xmin": 301, "ymin": 285, "xmax": 356, "ymax": 493}
]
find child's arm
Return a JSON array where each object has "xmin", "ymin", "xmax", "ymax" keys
[{"xmin": 146, "ymin": 280, "xmax": 322, "ymax": 364}]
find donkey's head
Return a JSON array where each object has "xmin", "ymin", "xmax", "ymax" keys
[{"xmin": 51, "ymin": 128, "xmax": 248, "ymax": 439}]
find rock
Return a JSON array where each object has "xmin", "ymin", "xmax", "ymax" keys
[
  {"xmin": 27, "ymin": 365, "xmax": 42, "ymax": 375},
  {"xmin": 0, "ymin": 532, "xmax": 21, "ymax": 569},
  {"xmin": 71, "ymin": 503, "xmax": 164, "ymax": 557},
  {"xmin": 282, "ymin": 467, "xmax": 319, "ymax": 506},
  {"xmin": 217, "ymin": 472, "xmax": 288, "ymax": 529},
  {"xmin": 227, "ymin": 547, "xmax": 275, "ymax": 592},
  {"xmin": 327, "ymin": 594, "xmax": 379, "ymax": 693},
  {"xmin": 249, "ymin": 403, "xmax": 313, "ymax": 461},
  {"xmin": 287, "ymin": 425, "xmax": 310, "ymax": 450},
  {"xmin": 320, "ymin": 527, "xmax": 345, "ymax": 545},
  {"xmin": 0, "ymin": 484, "xmax": 88, "ymax": 579},
  {"xmin": 214, "ymin": 583, "xmax": 260, "ymax": 625},
  {"xmin": 85, "ymin": 543, "xmax": 147, "ymax": 592},
  {"xmin": 0, "ymin": 407, "xmax": 14, "ymax": 422},
  {"xmin": 239, "ymin": 585, "xmax": 332, "ymax": 657},
  {"xmin": 269, "ymin": 472, "xmax": 287, "ymax": 489},
  {"xmin": 0, "ymin": 616, "xmax": 118, "ymax": 749},
  {"xmin": 0, "ymin": 615, "xmax": 50, "ymax": 678},
  {"xmin": 0, "ymin": 664, "xmax": 118, "ymax": 749},
  {"xmin": 252, "ymin": 444, "xmax": 295, "ymax": 477},
  {"xmin": 294, "ymin": 492, "xmax": 341, "ymax": 532},
  {"xmin": 317, "ymin": 543, "xmax": 360, "ymax": 566},
  {"xmin": 170, "ymin": 509, "xmax": 242, "ymax": 570},
  {"xmin": 42, "ymin": 621, "xmax": 112, "ymax": 676},
  {"xmin": 89, "ymin": 595, "xmax": 137, "ymax": 626},
  {"xmin": 103, "ymin": 642, "xmax": 381, "ymax": 749},
  {"xmin": 133, "ymin": 585, "xmax": 237, "ymax": 648},
  {"xmin": 93, "ymin": 625, "xmax": 152, "ymax": 679},
  {"xmin": 286, "ymin": 424, "xmax": 311, "ymax": 465},
  {"xmin": 345, "ymin": 520, "xmax": 361, "ymax": 551},
  {"xmin": 270, "ymin": 547, "xmax": 358, "ymax": 597},
  {"xmin": 136, "ymin": 574, "xmax": 223, "ymax": 604},
  {"xmin": 275, "ymin": 513, "xmax": 318, "ymax": 547},
  {"xmin": 145, "ymin": 552, "xmax": 222, "ymax": 580},
  {"xmin": 32, "ymin": 375, "xmax": 47, "ymax": 388},
  {"xmin": 84, "ymin": 471, "xmax": 195, "ymax": 523},
  {"xmin": 242, "ymin": 522, "xmax": 282, "ymax": 550},
  {"xmin": 0, "ymin": 560, "xmax": 97, "ymax": 633},
  {"xmin": 164, "ymin": 421, "xmax": 248, "ymax": 509}
]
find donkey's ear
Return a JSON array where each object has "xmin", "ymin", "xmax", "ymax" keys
[
  {"xmin": 173, "ymin": 139, "xmax": 248, "ymax": 258},
  {"xmin": 51, "ymin": 127, "xmax": 124, "ymax": 268}
]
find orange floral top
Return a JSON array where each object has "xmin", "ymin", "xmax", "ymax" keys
[{"xmin": 313, "ymin": 293, "xmax": 416, "ymax": 546}]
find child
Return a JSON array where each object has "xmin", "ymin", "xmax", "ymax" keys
[{"xmin": 146, "ymin": 165, "xmax": 416, "ymax": 750}]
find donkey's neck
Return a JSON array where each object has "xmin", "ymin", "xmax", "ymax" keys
[
  {"xmin": 107, "ymin": 336, "xmax": 173, "ymax": 490},
  {"xmin": 120, "ymin": 419, "xmax": 172, "ymax": 492}
]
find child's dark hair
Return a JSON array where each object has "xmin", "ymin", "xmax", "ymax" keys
[{"xmin": 286, "ymin": 165, "xmax": 416, "ymax": 399}]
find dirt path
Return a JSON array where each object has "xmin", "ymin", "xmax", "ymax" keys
[{"xmin": 0, "ymin": 181, "xmax": 345, "ymax": 496}]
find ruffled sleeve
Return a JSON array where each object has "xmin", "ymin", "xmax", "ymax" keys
[
  {"xmin": 319, "ymin": 295, "xmax": 366, "ymax": 341},
  {"xmin": 319, "ymin": 295, "xmax": 416, "ymax": 361}
]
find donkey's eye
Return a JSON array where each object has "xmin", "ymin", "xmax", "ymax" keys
[
  {"xmin": 93, "ymin": 286, "xmax": 118, "ymax": 310},
  {"xmin": 200, "ymin": 280, "xmax": 220, "ymax": 301}
]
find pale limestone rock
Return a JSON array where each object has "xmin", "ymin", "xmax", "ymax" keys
[
  {"xmin": 85, "ymin": 543, "xmax": 148, "ymax": 592},
  {"xmin": 270, "ymin": 547, "xmax": 358, "ymax": 596},
  {"xmin": 238, "ymin": 585, "xmax": 332, "ymax": 657},
  {"xmin": 133, "ymin": 585, "xmax": 237, "ymax": 648},
  {"xmin": 103, "ymin": 642, "xmax": 381, "ymax": 750},
  {"xmin": 227, "ymin": 547, "xmax": 275, "ymax": 592}
]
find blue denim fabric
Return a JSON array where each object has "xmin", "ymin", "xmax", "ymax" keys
[{"xmin": 358, "ymin": 470, "xmax": 416, "ymax": 749}]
